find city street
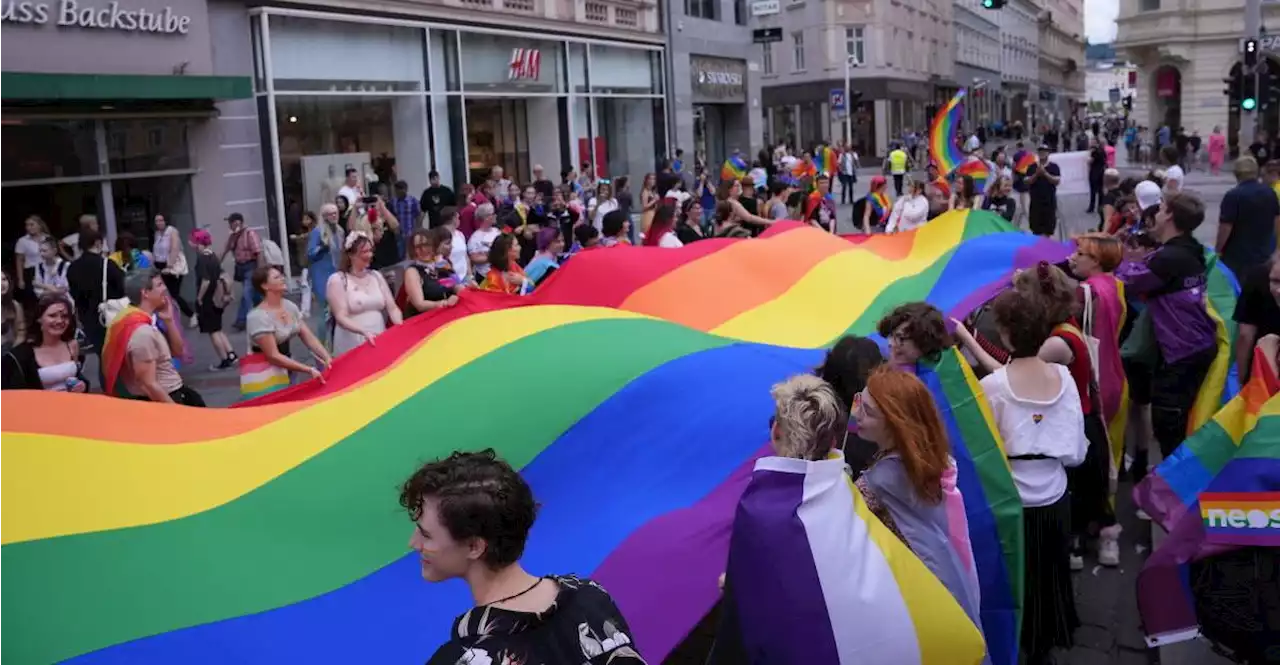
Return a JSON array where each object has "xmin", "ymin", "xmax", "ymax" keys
[{"xmin": 161, "ymin": 164, "xmax": 1244, "ymax": 665}]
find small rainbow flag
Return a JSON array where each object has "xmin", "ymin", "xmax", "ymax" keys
[
  {"xmin": 869, "ymin": 191, "xmax": 890, "ymax": 217},
  {"xmin": 930, "ymin": 90, "xmax": 967, "ymax": 176},
  {"xmin": 238, "ymin": 353, "xmax": 292, "ymax": 400},
  {"xmin": 791, "ymin": 159, "xmax": 818, "ymax": 181},
  {"xmin": 720, "ymin": 155, "xmax": 748, "ymax": 182},
  {"xmin": 1013, "ymin": 152, "xmax": 1037, "ymax": 175},
  {"xmin": 817, "ymin": 146, "xmax": 837, "ymax": 176},
  {"xmin": 955, "ymin": 159, "xmax": 992, "ymax": 192}
]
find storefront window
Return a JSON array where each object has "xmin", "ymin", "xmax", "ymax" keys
[
  {"xmin": 569, "ymin": 42, "xmax": 588, "ymax": 93},
  {"xmin": 275, "ymin": 95, "xmax": 430, "ymax": 218},
  {"xmin": 112, "ymin": 176, "xmax": 195, "ymax": 252},
  {"xmin": 465, "ymin": 98, "xmax": 530, "ymax": 185},
  {"xmin": 2, "ymin": 182, "xmax": 104, "ymax": 242},
  {"xmin": 595, "ymin": 98, "xmax": 660, "ymax": 181},
  {"xmin": 589, "ymin": 45, "xmax": 660, "ymax": 95},
  {"xmin": 459, "ymin": 32, "xmax": 563, "ymax": 94},
  {"xmin": 104, "ymin": 119, "xmax": 191, "ymax": 173},
  {"xmin": 429, "ymin": 29, "xmax": 461, "ymax": 93},
  {"xmin": 268, "ymin": 15, "xmax": 426, "ymax": 92},
  {"xmin": 2, "ymin": 120, "xmax": 99, "ymax": 181}
]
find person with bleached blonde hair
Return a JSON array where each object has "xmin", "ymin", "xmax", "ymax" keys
[{"xmin": 768, "ymin": 374, "xmax": 849, "ymax": 461}]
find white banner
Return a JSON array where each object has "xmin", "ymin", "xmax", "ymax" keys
[{"xmin": 1048, "ymin": 150, "xmax": 1090, "ymax": 197}]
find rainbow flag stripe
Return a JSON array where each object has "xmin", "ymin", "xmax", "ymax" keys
[
  {"xmin": 2, "ymin": 211, "xmax": 1072, "ymax": 665},
  {"xmin": 1013, "ymin": 152, "xmax": 1037, "ymax": 175},
  {"xmin": 817, "ymin": 145, "xmax": 837, "ymax": 176},
  {"xmin": 955, "ymin": 159, "xmax": 993, "ymax": 193},
  {"xmin": 930, "ymin": 89, "xmax": 967, "ymax": 176},
  {"xmin": 237, "ymin": 353, "xmax": 291, "ymax": 401},
  {"xmin": 870, "ymin": 191, "xmax": 891, "ymax": 217}
]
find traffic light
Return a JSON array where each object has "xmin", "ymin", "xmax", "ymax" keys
[
  {"xmin": 982, "ymin": 0, "xmax": 1005, "ymax": 8},
  {"xmin": 1242, "ymin": 71, "xmax": 1259, "ymax": 111},
  {"xmin": 1245, "ymin": 38, "xmax": 1260, "ymax": 68},
  {"xmin": 1122, "ymin": 95, "xmax": 1133, "ymax": 112}
]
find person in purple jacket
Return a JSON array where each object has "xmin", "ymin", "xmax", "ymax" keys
[{"xmin": 1116, "ymin": 191, "xmax": 1218, "ymax": 458}]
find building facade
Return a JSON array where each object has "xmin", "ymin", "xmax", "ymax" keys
[
  {"xmin": 668, "ymin": 0, "xmax": 763, "ymax": 167},
  {"xmin": 751, "ymin": 0, "xmax": 954, "ymax": 158},
  {"xmin": 1084, "ymin": 62, "xmax": 1137, "ymax": 111},
  {"xmin": 1035, "ymin": 0, "xmax": 1087, "ymax": 128},
  {"xmin": 4, "ymin": 0, "xmax": 668, "ymax": 279},
  {"xmin": 953, "ymin": 0, "xmax": 1002, "ymax": 128},
  {"xmin": 999, "ymin": 0, "xmax": 1040, "ymax": 128},
  {"xmin": 1116, "ymin": 0, "xmax": 1280, "ymax": 155},
  {"xmin": 2, "ymin": 0, "xmax": 260, "ymax": 269}
]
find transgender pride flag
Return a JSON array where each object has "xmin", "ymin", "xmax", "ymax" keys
[{"xmin": 713, "ymin": 455, "xmax": 987, "ymax": 664}]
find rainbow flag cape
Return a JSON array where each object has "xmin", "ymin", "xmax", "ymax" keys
[
  {"xmin": 2, "ymin": 210, "xmax": 1076, "ymax": 665},
  {"xmin": 1085, "ymin": 274, "xmax": 1130, "ymax": 479},
  {"xmin": 238, "ymin": 353, "xmax": 291, "ymax": 400},
  {"xmin": 101, "ymin": 306, "xmax": 156, "ymax": 396},
  {"xmin": 1134, "ymin": 348, "xmax": 1280, "ymax": 645},
  {"xmin": 1013, "ymin": 152, "xmax": 1037, "ymax": 175},
  {"xmin": 870, "ymin": 191, "xmax": 891, "ymax": 217},
  {"xmin": 817, "ymin": 145, "xmax": 837, "ymax": 176},
  {"xmin": 1187, "ymin": 252, "xmax": 1241, "ymax": 433},
  {"xmin": 915, "ymin": 350, "xmax": 1023, "ymax": 665},
  {"xmin": 930, "ymin": 89, "xmax": 967, "ymax": 176},
  {"xmin": 720, "ymin": 154, "xmax": 748, "ymax": 182},
  {"xmin": 955, "ymin": 159, "xmax": 992, "ymax": 192},
  {"xmin": 714, "ymin": 454, "xmax": 987, "ymax": 664}
]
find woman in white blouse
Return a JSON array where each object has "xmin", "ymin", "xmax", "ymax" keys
[
  {"xmin": 885, "ymin": 178, "xmax": 930, "ymax": 233},
  {"xmin": 977, "ymin": 289, "xmax": 1086, "ymax": 665},
  {"xmin": 152, "ymin": 214, "xmax": 195, "ymax": 326},
  {"xmin": 589, "ymin": 181, "xmax": 618, "ymax": 231}
]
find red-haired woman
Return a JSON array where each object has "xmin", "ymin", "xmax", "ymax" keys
[
  {"xmin": 642, "ymin": 203, "xmax": 683, "ymax": 248},
  {"xmin": 854, "ymin": 366, "xmax": 983, "ymax": 639}
]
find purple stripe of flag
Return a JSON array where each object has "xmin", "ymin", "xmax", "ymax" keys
[
  {"xmin": 592, "ymin": 446, "xmax": 767, "ymax": 659},
  {"xmin": 728, "ymin": 463, "xmax": 841, "ymax": 664}
]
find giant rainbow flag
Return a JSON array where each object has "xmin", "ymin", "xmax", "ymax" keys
[
  {"xmin": 930, "ymin": 89, "xmax": 968, "ymax": 176},
  {"xmin": 3, "ymin": 211, "xmax": 1077, "ymax": 665}
]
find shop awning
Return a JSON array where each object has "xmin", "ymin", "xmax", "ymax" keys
[{"xmin": 1, "ymin": 72, "xmax": 252, "ymax": 101}]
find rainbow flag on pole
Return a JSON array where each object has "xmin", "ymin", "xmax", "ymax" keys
[
  {"xmin": 930, "ymin": 90, "xmax": 967, "ymax": 176},
  {"xmin": 817, "ymin": 145, "xmax": 838, "ymax": 176},
  {"xmin": 2, "ymin": 210, "xmax": 1074, "ymax": 664}
]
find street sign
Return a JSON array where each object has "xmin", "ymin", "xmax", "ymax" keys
[
  {"xmin": 752, "ymin": 27, "xmax": 783, "ymax": 44},
  {"xmin": 830, "ymin": 89, "xmax": 846, "ymax": 118},
  {"xmin": 750, "ymin": 0, "xmax": 780, "ymax": 16},
  {"xmin": 1108, "ymin": 87, "xmax": 1121, "ymax": 104}
]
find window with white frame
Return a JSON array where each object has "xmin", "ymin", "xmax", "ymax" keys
[
  {"xmin": 844, "ymin": 26, "xmax": 865, "ymax": 65},
  {"xmin": 762, "ymin": 41, "xmax": 774, "ymax": 74},
  {"xmin": 685, "ymin": 0, "xmax": 717, "ymax": 20},
  {"xmin": 792, "ymin": 31, "xmax": 805, "ymax": 71}
]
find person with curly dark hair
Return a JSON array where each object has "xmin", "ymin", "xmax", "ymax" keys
[
  {"xmin": 815, "ymin": 334, "xmax": 886, "ymax": 478},
  {"xmin": 876, "ymin": 301, "xmax": 954, "ymax": 368},
  {"xmin": 978, "ymin": 290, "xmax": 1086, "ymax": 665},
  {"xmin": 401, "ymin": 449, "xmax": 647, "ymax": 665}
]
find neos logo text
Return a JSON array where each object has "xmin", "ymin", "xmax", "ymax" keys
[
  {"xmin": 2, "ymin": 0, "xmax": 192, "ymax": 34},
  {"xmin": 1205, "ymin": 508, "xmax": 1280, "ymax": 529}
]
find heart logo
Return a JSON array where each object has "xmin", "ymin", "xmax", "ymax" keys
[{"xmin": 1032, "ymin": 414, "xmax": 1044, "ymax": 424}]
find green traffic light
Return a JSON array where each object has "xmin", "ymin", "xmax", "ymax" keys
[
  {"xmin": 982, "ymin": 0, "xmax": 993, "ymax": 6},
  {"xmin": 1244, "ymin": 97, "xmax": 1258, "ymax": 111}
]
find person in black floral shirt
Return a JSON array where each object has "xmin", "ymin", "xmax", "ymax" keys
[{"xmin": 402, "ymin": 449, "xmax": 647, "ymax": 665}]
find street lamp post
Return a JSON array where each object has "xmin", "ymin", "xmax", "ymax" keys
[{"xmin": 844, "ymin": 55, "xmax": 860, "ymax": 149}]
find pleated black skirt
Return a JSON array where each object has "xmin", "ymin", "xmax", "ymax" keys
[
  {"xmin": 1022, "ymin": 493, "xmax": 1079, "ymax": 660},
  {"xmin": 1069, "ymin": 411, "xmax": 1117, "ymax": 534}
]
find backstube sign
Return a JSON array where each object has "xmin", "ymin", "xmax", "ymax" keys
[
  {"xmin": 691, "ymin": 55, "xmax": 747, "ymax": 104},
  {"xmin": 1, "ymin": 0, "xmax": 192, "ymax": 34}
]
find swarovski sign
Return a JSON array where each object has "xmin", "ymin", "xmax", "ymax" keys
[
  {"xmin": 2, "ymin": 0, "xmax": 193, "ymax": 34},
  {"xmin": 690, "ymin": 55, "xmax": 747, "ymax": 103},
  {"xmin": 698, "ymin": 70, "xmax": 743, "ymax": 86}
]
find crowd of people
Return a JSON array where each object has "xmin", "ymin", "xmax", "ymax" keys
[{"xmin": 396, "ymin": 176, "xmax": 1279, "ymax": 661}]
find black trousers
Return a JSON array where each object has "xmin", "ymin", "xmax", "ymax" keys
[
  {"xmin": 892, "ymin": 173, "xmax": 904, "ymax": 197},
  {"xmin": 838, "ymin": 173, "xmax": 855, "ymax": 204},
  {"xmin": 1086, "ymin": 177, "xmax": 1102, "ymax": 212},
  {"xmin": 154, "ymin": 263, "xmax": 195, "ymax": 318},
  {"xmin": 1151, "ymin": 346, "xmax": 1217, "ymax": 458}
]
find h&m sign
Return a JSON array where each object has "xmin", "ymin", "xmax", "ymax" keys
[{"xmin": 509, "ymin": 48, "xmax": 541, "ymax": 81}]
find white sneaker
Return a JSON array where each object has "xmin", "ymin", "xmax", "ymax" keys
[
  {"xmin": 1136, "ymin": 508, "xmax": 1151, "ymax": 521},
  {"xmin": 1069, "ymin": 553, "xmax": 1084, "ymax": 571},
  {"xmin": 188, "ymin": 316, "xmax": 200, "ymax": 329},
  {"xmin": 1098, "ymin": 526, "xmax": 1122, "ymax": 567}
]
